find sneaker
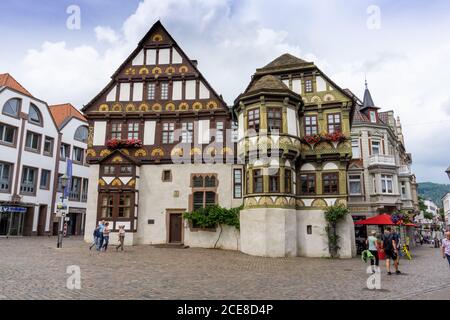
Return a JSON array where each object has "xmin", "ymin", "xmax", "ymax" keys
[
  {"xmin": 395, "ymin": 270, "xmax": 401, "ymax": 274},
  {"xmin": 387, "ymin": 272, "xmax": 392, "ymax": 275}
]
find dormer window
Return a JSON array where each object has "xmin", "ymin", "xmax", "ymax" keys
[
  {"xmin": 28, "ymin": 104, "xmax": 42, "ymax": 126},
  {"xmin": 369, "ymin": 111, "xmax": 377, "ymax": 123}
]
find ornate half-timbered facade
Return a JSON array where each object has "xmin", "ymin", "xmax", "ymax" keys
[
  {"xmin": 83, "ymin": 21, "xmax": 242, "ymax": 247},
  {"xmin": 235, "ymin": 54, "xmax": 356, "ymax": 257},
  {"xmin": 83, "ymin": 22, "xmax": 357, "ymax": 257}
]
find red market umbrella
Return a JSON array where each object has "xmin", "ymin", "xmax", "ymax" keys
[{"xmin": 354, "ymin": 214, "xmax": 396, "ymax": 226}]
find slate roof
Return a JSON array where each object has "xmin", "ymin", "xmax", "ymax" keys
[{"xmin": 256, "ymin": 53, "xmax": 313, "ymax": 73}]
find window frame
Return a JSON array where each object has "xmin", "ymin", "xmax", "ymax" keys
[
  {"xmin": 0, "ymin": 122, "xmax": 17, "ymax": 147},
  {"xmin": 351, "ymin": 139, "xmax": 360, "ymax": 159},
  {"xmin": 127, "ymin": 121, "xmax": 140, "ymax": 140},
  {"xmin": 381, "ymin": 175, "xmax": 394, "ymax": 194},
  {"xmin": 72, "ymin": 146, "xmax": 84, "ymax": 165},
  {"xmin": 0, "ymin": 161, "xmax": 13, "ymax": 193},
  {"xmin": 327, "ymin": 113, "xmax": 341, "ymax": 134},
  {"xmin": 253, "ymin": 169, "xmax": 263, "ymax": 193},
  {"xmin": 181, "ymin": 122, "xmax": 194, "ymax": 144},
  {"xmin": 24, "ymin": 131, "xmax": 42, "ymax": 154},
  {"xmin": 190, "ymin": 174, "xmax": 218, "ymax": 212},
  {"xmin": 269, "ymin": 169, "xmax": 280, "ymax": 193},
  {"xmin": 147, "ymin": 82, "xmax": 156, "ymax": 100},
  {"xmin": 322, "ymin": 172, "xmax": 339, "ymax": 195},
  {"xmin": 28, "ymin": 103, "xmax": 43, "ymax": 126},
  {"xmin": 69, "ymin": 176, "xmax": 82, "ymax": 202},
  {"xmin": 162, "ymin": 122, "xmax": 175, "ymax": 144},
  {"xmin": 2, "ymin": 98, "xmax": 21, "ymax": 119},
  {"xmin": 304, "ymin": 79, "xmax": 313, "ymax": 93},
  {"xmin": 267, "ymin": 107, "xmax": 282, "ymax": 134},
  {"xmin": 348, "ymin": 174, "xmax": 362, "ymax": 196},
  {"xmin": 60, "ymin": 143, "xmax": 71, "ymax": 161},
  {"xmin": 162, "ymin": 170, "xmax": 172, "ymax": 182},
  {"xmin": 233, "ymin": 168, "xmax": 242, "ymax": 199},
  {"xmin": 284, "ymin": 169, "xmax": 292, "ymax": 194},
  {"xmin": 74, "ymin": 126, "xmax": 89, "ymax": 143},
  {"xmin": 39, "ymin": 169, "xmax": 51, "ymax": 190},
  {"xmin": 300, "ymin": 173, "xmax": 316, "ymax": 195},
  {"xmin": 160, "ymin": 82, "xmax": 169, "ymax": 100},
  {"xmin": 371, "ymin": 140, "xmax": 381, "ymax": 155},
  {"xmin": 20, "ymin": 166, "xmax": 38, "ymax": 196},
  {"xmin": 247, "ymin": 108, "xmax": 260, "ymax": 134},
  {"xmin": 43, "ymin": 136, "xmax": 54, "ymax": 157},
  {"xmin": 304, "ymin": 115, "xmax": 318, "ymax": 136},
  {"xmin": 110, "ymin": 122, "xmax": 123, "ymax": 140},
  {"xmin": 215, "ymin": 121, "xmax": 224, "ymax": 144}
]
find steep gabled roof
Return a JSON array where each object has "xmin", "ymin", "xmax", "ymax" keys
[
  {"xmin": 49, "ymin": 103, "xmax": 87, "ymax": 129},
  {"xmin": 82, "ymin": 20, "xmax": 228, "ymax": 113},
  {"xmin": 248, "ymin": 75, "xmax": 290, "ymax": 93},
  {"xmin": 0, "ymin": 73, "xmax": 33, "ymax": 97},
  {"xmin": 257, "ymin": 53, "xmax": 313, "ymax": 73},
  {"xmin": 361, "ymin": 81, "xmax": 379, "ymax": 110}
]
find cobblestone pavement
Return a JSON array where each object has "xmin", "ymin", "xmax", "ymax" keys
[{"xmin": 0, "ymin": 237, "xmax": 449, "ymax": 300}]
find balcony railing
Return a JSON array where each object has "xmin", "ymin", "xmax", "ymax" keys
[
  {"xmin": 81, "ymin": 192, "xmax": 88, "ymax": 203},
  {"xmin": 0, "ymin": 179, "xmax": 10, "ymax": 192},
  {"xmin": 69, "ymin": 191, "xmax": 81, "ymax": 202},
  {"xmin": 398, "ymin": 165, "xmax": 411, "ymax": 175},
  {"xmin": 368, "ymin": 154, "xmax": 396, "ymax": 167},
  {"xmin": 20, "ymin": 182, "xmax": 35, "ymax": 195}
]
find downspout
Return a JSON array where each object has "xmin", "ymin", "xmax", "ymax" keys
[{"xmin": 50, "ymin": 132, "xmax": 62, "ymax": 235}]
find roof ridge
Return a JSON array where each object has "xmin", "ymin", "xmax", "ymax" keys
[{"xmin": 0, "ymin": 73, "xmax": 33, "ymax": 97}]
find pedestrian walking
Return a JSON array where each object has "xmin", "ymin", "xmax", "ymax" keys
[
  {"xmin": 97, "ymin": 220, "xmax": 106, "ymax": 251},
  {"xmin": 382, "ymin": 227, "xmax": 401, "ymax": 275},
  {"xmin": 89, "ymin": 223, "xmax": 101, "ymax": 250},
  {"xmin": 442, "ymin": 231, "xmax": 450, "ymax": 267},
  {"xmin": 116, "ymin": 225, "xmax": 126, "ymax": 252},
  {"xmin": 366, "ymin": 230, "xmax": 380, "ymax": 273},
  {"xmin": 102, "ymin": 222, "xmax": 111, "ymax": 251}
]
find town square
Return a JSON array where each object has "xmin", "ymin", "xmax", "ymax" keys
[{"xmin": 0, "ymin": 0, "xmax": 449, "ymax": 305}]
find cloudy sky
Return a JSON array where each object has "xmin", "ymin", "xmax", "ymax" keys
[{"xmin": 1, "ymin": 0, "xmax": 449, "ymax": 183}]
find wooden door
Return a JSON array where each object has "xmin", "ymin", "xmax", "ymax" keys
[
  {"xmin": 169, "ymin": 214, "xmax": 182, "ymax": 243},
  {"xmin": 37, "ymin": 205, "xmax": 47, "ymax": 236}
]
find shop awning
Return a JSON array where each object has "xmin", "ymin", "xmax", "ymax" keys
[{"xmin": 354, "ymin": 214, "xmax": 396, "ymax": 225}]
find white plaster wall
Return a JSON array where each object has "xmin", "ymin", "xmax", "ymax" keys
[
  {"xmin": 137, "ymin": 164, "xmax": 243, "ymax": 245},
  {"xmin": 83, "ymin": 165, "xmax": 99, "ymax": 243},
  {"xmin": 240, "ymin": 208, "xmax": 297, "ymax": 257},
  {"xmin": 185, "ymin": 225, "xmax": 240, "ymax": 251}
]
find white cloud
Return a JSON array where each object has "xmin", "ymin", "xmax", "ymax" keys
[{"xmin": 95, "ymin": 26, "xmax": 119, "ymax": 44}]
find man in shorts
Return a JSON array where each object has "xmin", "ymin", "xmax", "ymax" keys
[{"xmin": 382, "ymin": 227, "xmax": 401, "ymax": 275}]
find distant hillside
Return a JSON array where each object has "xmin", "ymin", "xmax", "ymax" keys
[{"xmin": 418, "ymin": 182, "xmax": 450, "ymax": 207}]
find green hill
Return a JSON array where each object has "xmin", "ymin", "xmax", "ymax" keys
[{"xmin": 418, "ymin": 182, "xmax": 450, "ymax": 207}]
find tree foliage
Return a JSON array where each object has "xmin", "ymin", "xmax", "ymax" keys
[{"xmin": 324, "ymin": 204, "xmax": 349, "ymax": 258}]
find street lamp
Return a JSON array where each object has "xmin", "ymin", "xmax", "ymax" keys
[
  {"xmin": 57, "ymin": 174, "xmax": 69, "ymax": 248},
  {"xmin": 446, "ymin": 166, "xmax": 450, "ymax": 180}
]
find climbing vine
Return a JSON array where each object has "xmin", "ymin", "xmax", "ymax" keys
[
  {"xmin": 183, "ymin": 205, "xmax": 242, "ymax": 249},
  {"xmin": 324, "ymin": 204, "xmax": 349, "ymax": 258}
]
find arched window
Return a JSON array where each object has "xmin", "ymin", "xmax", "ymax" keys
[
  {"xmin": 2, "ymin": 98, "xmax": 21, "ymax": 118},
  {"xmin": 28, "ymin": 104, "xmax": 42, "ymax": 125},
  {"xmin": 74, "ymin": 126, "xmax": 89, "ymax": 143}
]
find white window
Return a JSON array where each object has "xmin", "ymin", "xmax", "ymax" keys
[
  {"xmin": 352, "ymin": 139, "xmax": 360, "ymax": 159},
  {"xmin": 181, "ymin": 122, "xmax": 193, "ymax": 143},
  {"xmin": 371, "ymin": 141, "xmax": 380, "ymax": 155},
  {"xmin": 158, "ymin": 48, "xmax": 170, "ymax": 65},
  {"xmin": 216, "ymin": 121, "xmax": 224, "ymax": 143},
  {"xmin": 172, "ymin": 48, "xmax": 183, "ymax": 64},
  {"xmin": 292, "ymin": 79, "xmax": 301, "ymax": 94},
  {"xmin": 172, "ymin": 81, "xmax": 182, "ymax": 100},
  {"xmin": 316, "ymin": 76, "xmax": 326, "ymax": 92},
  {"xmin": 147, "ymin": 83, "xmax": 156, "ymax": 100},
  {"xmin": 199, "ymin": 82, "xmax": 210, "ymax": 99},
  {"xmin": 106, "ymin": 85, "xmax": 117, "ymax": 102},
  {"xmin": 132, "ymin": 50, "xmax": 144, "ymax": 66},
  {"xmin": 161, "ymin": 83, "xmax": 169, "ymax": 100},
  {"xmin": 146, "ymin": 49, "xmax": 157, "ymax": 65},
  {"xmin": 132, "ymin": 83, "xmax": 143, "ymax": 101},
  {"xmin": 185, "ymin": 80, "xmax": 196, "ymax": 100},
  {"xmin": 348, "ymin": 175, "xmax": 362, "ymax": 195},
  {"xmin": 381, "ymin": 175, "xmax": 393, "ymax": 194},
  {"xmin": 370, "ymin": 111, "xmax": 377, "ymax": 123},
  {"xmin": 119, "ymin": 83, "xmax": 131, "ymax": 101}
]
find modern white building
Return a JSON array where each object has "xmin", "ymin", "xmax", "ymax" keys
[
  {"xmin": 0, "ymin": 74, "xmax": 59, "ymax": 236},
  {"xmin": 49, "ymin": 104, "xmax": 89, "ymax": 236}
]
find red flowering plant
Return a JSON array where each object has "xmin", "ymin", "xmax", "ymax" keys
[
  {"xmin": 323, "ymin": 131, "xmax": 347, "ymax": 143},
  {"xmin": 106, "ymin": 138, "xmax": 143, "ymax": 149},
  {"xmin": 302, "ymin": 134, "xmax": 322, "ymax": 145}
]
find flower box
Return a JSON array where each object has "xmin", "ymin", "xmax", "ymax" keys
[{"xmin": 106, "ymin": 138, "xmax": 143, "ymax": 149}]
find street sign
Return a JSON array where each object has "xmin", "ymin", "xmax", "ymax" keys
[{"xmin": 0, "ymin": 206, "xmax": 27, "ymax": 213}]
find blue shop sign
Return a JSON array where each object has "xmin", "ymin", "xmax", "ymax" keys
[{"xmin": 0, "ymin": 206, "xmax": 27, "ymax": 213}]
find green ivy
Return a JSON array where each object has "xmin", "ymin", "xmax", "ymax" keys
[
  {"xmin": 324, "ymin": 204, "xmax": 349, "ymax": 258},
  {"xmin": 183, "ymin": 205, "xmax": 242, "ymax": 230}
]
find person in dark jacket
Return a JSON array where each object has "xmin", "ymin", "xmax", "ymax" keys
[{"xmin": 382, "ymin": 227, "xmax": 401, "ymax": 275}]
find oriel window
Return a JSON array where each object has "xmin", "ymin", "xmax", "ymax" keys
[
  {"xmin": 253, "ymin": 169, "xmax": 263, "ymax": 193},
  {"xmin": 269, "ymin": 169, "xmax": 280, "ymax": 193},
  {"xmin": 323, "ymin": 173, "xmax": 339, "ymax": 194},
  {"xmin": 300, "ymin": 174, "xmax": 316, "ymax": 194},
  {"xmin": 284, "ymin": 169, "xmax": 292, "ymax": 194},
  {"xmin": 247, "ymin": 108, "xmax": 260, "ymax": 133}
]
